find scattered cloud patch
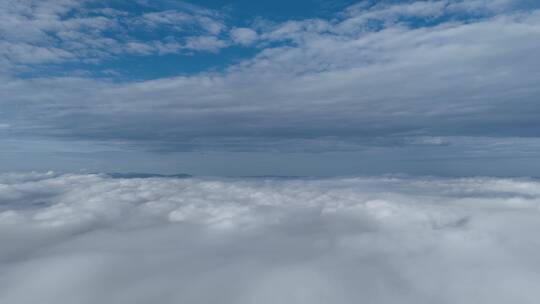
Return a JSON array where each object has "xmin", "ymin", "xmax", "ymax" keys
[
  {"xmin": 0, "ymin": 0, "xmax": 231, "ymax": 71},
  {"xmin": 230, "ymin": 27, "xmax": 258, "ymax": 45}
]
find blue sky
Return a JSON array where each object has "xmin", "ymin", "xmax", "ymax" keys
[{"xmin": 1, "ymin": 0, "xmax": 540, "ymax": 176}]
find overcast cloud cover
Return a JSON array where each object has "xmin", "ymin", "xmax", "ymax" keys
[{"xmin": 2, "ymin": 173, "xmax": 540, "ymax": 303}]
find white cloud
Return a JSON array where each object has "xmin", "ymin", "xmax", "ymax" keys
[
  {"xmin": 1, "ymin": 173, "xmax": 540, "ymax": 303},
  {"xmin": 125, "ymin": 42, "xmax": 156, "ymax": 55},
  {"xmin": 140, "ymin": 10, "xmax": 197, "ymax": 27},
  {"xmin": 230, "ymin": 27, "xmax": 258, "ymax": 45},
  {"xmin": 0, "ymin": 0, "xmax": 229, "ymax": 70},
  {"xmin": 185, "ymin": 35, "xmax": 228, "ymax": 52},
  {"xmin": 138, "ymin": 10, "xmax": 226, "ymax": 35}
]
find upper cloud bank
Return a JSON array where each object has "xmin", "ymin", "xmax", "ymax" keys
[
  {"xmin": 1, "ymin": 173, "xmax": 540, "ymax": 303},
  {"xmin": 1, "ymin": 0, "xmax": 539, "ymax": 162}
]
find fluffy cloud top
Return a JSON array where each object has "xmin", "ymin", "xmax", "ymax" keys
[{"xmin": 1, "ymin": 173, "xmax": 540, "ymax": 303}]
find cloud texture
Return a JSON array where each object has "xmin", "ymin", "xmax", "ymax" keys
[
  {"xmin": 1, "ymin": 173, "xmax": 540, "ymax": 303},
  {"xmin": 1, "ymin": 0, "xmax": 539, "ymax": 156}
]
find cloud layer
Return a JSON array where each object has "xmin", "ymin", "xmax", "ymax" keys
[
  {"xmin": 1, "ymin": 0, "xmax": 539, "ymax": 160},
  {"xmin": 2, "ymin": 173, "xmax": 540, "ymax": 303},
  {"xmin": 0, "ymin": 0, "xmax": 230, "ymax": 70}
]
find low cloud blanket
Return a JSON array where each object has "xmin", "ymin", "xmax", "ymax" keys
[{"xmin": 1, "ymin": 173, "xmax": 540, "ymax": 303}]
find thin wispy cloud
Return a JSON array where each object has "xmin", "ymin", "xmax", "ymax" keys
[{"xmin": 0, "ymin": 0, "xmax": 229, "ymax": 70}]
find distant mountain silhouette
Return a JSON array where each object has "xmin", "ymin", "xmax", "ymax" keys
[
  {"xmin": 239, "ymin": 175, "xmax": 305, "ymax": 179},
  {"xmin": 107, "ymin": 173, "xmax": 192, "ymax": 179}
]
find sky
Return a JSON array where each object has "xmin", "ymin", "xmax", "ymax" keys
[
  {"xmin": 2, "ymin": 3, "xmax": 540, "ymax": 302},
  {"xmin": 1, "ymin": 0, "xmax": 540, "ymax": 176}
]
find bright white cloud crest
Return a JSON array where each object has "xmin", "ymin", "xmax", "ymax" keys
[{"xmin": 1, "ymin": 173, "xmax": 540, "ymax": 303}]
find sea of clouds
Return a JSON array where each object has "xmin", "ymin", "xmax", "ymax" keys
[{"xmin": 1, "ymin": 172, "xmax": 540, "ymax": 303}]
